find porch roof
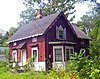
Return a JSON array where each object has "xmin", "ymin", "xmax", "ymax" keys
[{"xmin": 12, "ymin": 41, "xmax": 26, "ymax": 49}]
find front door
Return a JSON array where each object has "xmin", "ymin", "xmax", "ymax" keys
[
  {"xmin": 21, "ymin": 49, "xmax": 26, "ymax": 66},
  {"xmin": 53, "ymin": 46, "xmax": 64, "ymax": 69},
  {"xmin": 12, "ymin": 50, "xmax": 17, "ymax": 62}
]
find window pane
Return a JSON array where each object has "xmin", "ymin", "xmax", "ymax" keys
[
  {"xmin": 33, "ymin": 50, "xmax": 37, "ymax": 62},
  {"xmin": 70, "ymin": 49, "xmax": 74, "ymax": 55},
  {"xmin": 55, "ymin": 49, "xmax": 62, "ymax": 62},
  {"xmin": 59, "ymin": 30, "xmax": 64, "ymax": 39},
  {"xmin": 65, "ymin": 48, "xmax": 74, "ymax": 61},
  {"xmin": 66, "ymin": 49, "xmax": 69, "ymax": 60}
]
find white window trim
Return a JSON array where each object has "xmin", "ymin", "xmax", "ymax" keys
[
  {"xmin": 56, "ymin": 26, "xmax": 66, "ymax": 40},
  {"xmin": 32, "ymin": 47, "xmax": 38, "ymax": 62},
  {"xmin": 65, "ymin": 46, "xmax": 74, "ymax": 60},
  {"xmin": 53, "ymin": 46, "xmax": 64, "ymax": 63}
]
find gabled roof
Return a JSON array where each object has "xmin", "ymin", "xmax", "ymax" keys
[
  {"xmin": 8, "ymin": 12, "xmax": 61, "ymax": 42},
  {"xmin": 8, "ymin": 12, "xmax": 90, "ymax": 43},
  {"xmin": 71, "ymin": 24, "xmax": 91, "ymax": 39}
]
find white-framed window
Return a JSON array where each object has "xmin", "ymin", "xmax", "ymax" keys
[
  {"xmin": 32, "ymin": 47, "xmax": 38, "ymax": 62},
  {"xmin": 55, "ymin": 48, "xmax": 62, "ymax": 62},
  {"xmin": 13, "ymin": 42, "xmax": 16, "ymax": 46},
  {"xmin": 65, "ymin": 46, "xmax": 74, "ymax": 60},
  {"xmin": 53, "ymin": 46, "xmax": 64, "ymax": 62},
  {"xmin": 59, "ymin": 30, "xmax": 64, "ymax": 39},
  {"xmin": 56, "ymin": 25, "xmax": 66, "ymax": 40}
]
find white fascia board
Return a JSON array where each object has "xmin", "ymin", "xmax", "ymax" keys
[
  {"xmin": 49, "ymin": 41, "xmax": 76, "ymax": 44},
  {"xmin": 8, "ymin": 33, "xmax": 43, "ymax": 43}
]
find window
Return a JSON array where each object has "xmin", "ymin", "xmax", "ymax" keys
[
  {"xmin": 56, "ymin": 26, "xmax": 66, "ymax": 40},
  {"xmin": 59, "ymin": 30, "xmax": 64, "ymax": 39},
  {"xmin": 32, "ymin": 37, "xmax": 37, "ymax": 42},
  {"xmin": 32, "ymin": 47, "xmax": 38, "ymax": 62},
  {"xmin": 55, "ymin": 48, "xmax": 62, "ymax": 62},
  {"xmin": 13, "ymin": 42, "xmax": 16, "ymax": 46},
  {"xmin": 53, "ymin": 46, "xmax": 64, "ymax": 62},
  {"xmin": 33, "ymin": 50, "xmax": 37, "ymax": 62},
  {"xmin": 65, "ymin": 47, "xmax": 74, "ymax": 61}
]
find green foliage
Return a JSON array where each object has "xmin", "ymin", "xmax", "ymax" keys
[
  {"xmin": 66, "ymin": 51, "xmax": 100, "ymax": 79},
  {"xmin": 0, "ymin": 27, "xmax": 18, "ymax": 46},
  {"xmin": 18, "ymin": 0, "xmax": 77, "ymax": 26},
  {"xmin": 0, "ymin": 61, "xmax": 9, "ymax": 74},
  {"xmin": 76, "ymin": 3, "xmax": 100, "ymax": 59},
  {"xmin": 76, "ymin": 15, "xmax": 93, "ymax": 34}
]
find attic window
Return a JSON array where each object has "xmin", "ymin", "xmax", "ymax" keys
[
  {"xmin": 56, "ymin": 25, "xmax": 66, "ymax": 40},
  {"xmin": 13, "ymin": 42, "xmax": 16, "ymax": 46},
  {"xmin": 32, "ymin": 37, "xmax": 37, "ymax": 42},
  {"xmin": 59, "ymin": 30, "xmax": 64, "ymax": 39}
]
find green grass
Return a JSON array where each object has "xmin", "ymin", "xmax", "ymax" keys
[
  {"xmin": 0, "ymin": 72, "xmax": 47, "ymax": 79},
  {"xmin": 0, "ymin": 68, "xmax": 73, "ymax": 79}
]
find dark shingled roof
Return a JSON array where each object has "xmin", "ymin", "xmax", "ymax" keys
[
  {"xmin": 71, "ymin": 24, "xmax": 91, "ymax": 39},
  {"xmin": 8, "ymin": 12, "xmax": 90, "ymax": 42},
  {"xmin": 8, "ymin": 12, "xmax": 60, "ymax": 42}
]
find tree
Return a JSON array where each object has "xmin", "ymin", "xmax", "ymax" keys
[
  {"xmin": 76, "ymin": 2, "xmax": 100, "ymax": 58},
  {"xmin": 8, "ymin": 27, "xmax": 18, "ymax": 37},
  {"xmin": 0, "ymin": 27, "xmax": 18, "ymax": 46},
  {"xmin": 18, "ymin": 0, "xmax": 77, "ymax": 26},
  {"xmin": 76, "ymin": 15, "xmax": 93, "ymax": 34}
]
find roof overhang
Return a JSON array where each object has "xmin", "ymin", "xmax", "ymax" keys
[
  {"xmin": 8, "ymin": 33, "xmax": 43, "ymax": 43},
  {"xmin": 12, "ymin": 41, "xmax": 26, "ymax": 49}
]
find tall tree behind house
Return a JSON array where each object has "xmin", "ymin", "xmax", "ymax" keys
[{"xmin": 18, "ymin": 0, "xmax": 76, "ymax": 27}]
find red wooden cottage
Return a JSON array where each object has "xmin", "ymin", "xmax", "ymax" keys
[{"xmin": 8, "ymin": 12, "xmax": 90, "ymax": 71}]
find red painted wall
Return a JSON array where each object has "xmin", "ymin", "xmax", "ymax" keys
[
  {"xmin": 38, "ymin": 36, "xmax": 45, "ymax": 62},
  {"xmin": 9, "ymin": 35, "xmax": 46, "ymax": 62},
  {"xmin": 44, "ymin": 15, "xmax": 89, "ymax": 67}
]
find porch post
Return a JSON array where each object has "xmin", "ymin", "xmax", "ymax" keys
[{"xmin": 17, "ymin": 48, "xmax": 21, "ymax": 62}]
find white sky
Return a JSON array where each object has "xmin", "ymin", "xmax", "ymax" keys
[
  {"xmin": 0, "ymin": 0, "xmax": 24, "ymax": 31},
  {"xmin": 0, "ymin": 0, "xmax": 100, "ymax": 31}
]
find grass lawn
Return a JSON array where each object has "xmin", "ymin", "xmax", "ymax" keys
[
  {"xmin": 0, "ymin": 71, "xmax": 71, "ymax": 79},
  {"xmin": 0, "ymin": 72, "xmax": 48, "ymax": 79}
]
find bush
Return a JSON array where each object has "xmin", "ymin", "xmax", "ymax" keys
[{"xmin": 66, "ymin": 51, "xmax": 100, "ymax": 79}]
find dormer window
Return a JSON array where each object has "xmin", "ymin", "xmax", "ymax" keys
[
  {"xmin": 13, "ymin": 42, "xmax": 16, "ymax": 46},
  {"xmin": 56, "ymin": 25, "xmax": 66, "ymax": 40}
]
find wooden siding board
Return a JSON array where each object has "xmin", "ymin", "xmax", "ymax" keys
[{"xmin": 38, "ymin": 36, "xmax": 45, "ymax": 62}]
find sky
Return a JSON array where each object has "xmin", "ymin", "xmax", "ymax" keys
[{"xmin": 0, "ymin": 0, "xmax": 100, "ymax": 31}]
